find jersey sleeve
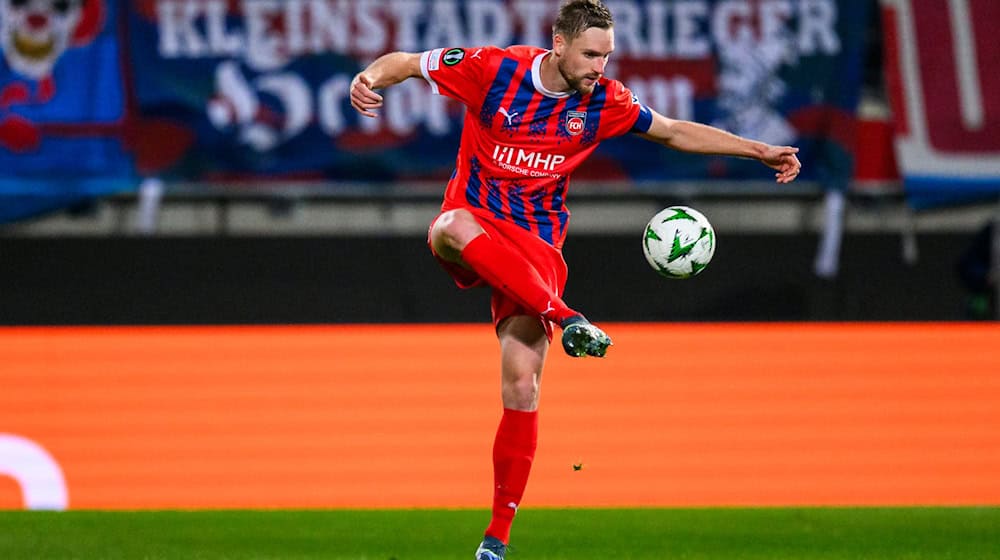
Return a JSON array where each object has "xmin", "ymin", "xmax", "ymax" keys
[
  {"xmin": 599, "ymin": 80, "xmax": 654, "ymax": 140},
  {"xmin": 420, "ymin": 46, "xmax": 496, "ymax": 108}
]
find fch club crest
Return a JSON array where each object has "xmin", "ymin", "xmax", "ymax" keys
[{"xmin": 565, "ymin": 110, "xmax": 586, "ymax": 136}]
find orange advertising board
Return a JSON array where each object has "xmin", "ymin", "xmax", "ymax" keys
[{"xmin": 1, "ymin": 323, "xmax": 999, "ymax": 509}]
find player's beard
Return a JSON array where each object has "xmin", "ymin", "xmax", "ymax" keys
[{"xmin": 557, "ymin": 58, "xmax": 599, "ymax": 95}]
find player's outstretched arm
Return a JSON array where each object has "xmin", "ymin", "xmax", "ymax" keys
[
  {"xmin": 350, "ymin": 52, "xmax": 423, "ymax": 118},
  {"xmin": 638, "ymin": 110, "xmax": 802, "ymax": 184}
]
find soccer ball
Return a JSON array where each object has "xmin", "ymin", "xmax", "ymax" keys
[{"xmin": 642, "ymin": 206, "xmax": 716, "ymax": 279}]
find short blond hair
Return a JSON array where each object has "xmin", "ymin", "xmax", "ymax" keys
[{"xmin": 553, "ymin": 0, "xmax": 614, "ymax": 41}]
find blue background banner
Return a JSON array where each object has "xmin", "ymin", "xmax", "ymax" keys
[
  {"xmin": 125, "ymin": 0, "xmax": 869, "ymax": 191},
  {"xmin": 0, "ymin": 0, "xmax": 135, "ymax": 222},
  {"xmin": 16, "ymin": 1, "xmax": 999, "ymax": 223}
]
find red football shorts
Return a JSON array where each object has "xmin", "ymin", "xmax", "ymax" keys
[{"xmin": 428, "ymin": 211, "xmax": 568, "ymax": 341}]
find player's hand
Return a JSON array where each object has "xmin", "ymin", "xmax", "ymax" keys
[
  {"xmin": 350, "ymin": 73, "xmax": 383, "ymax": 118},
  {"xmin": 761, "ymin": 145, "xmax": 802, "ymax": 184}
]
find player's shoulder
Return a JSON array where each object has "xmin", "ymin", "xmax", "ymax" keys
[
  {"xmin": 500, "ymin": 45, "xmax": 548, "ymax": 62},
  {"xmin": 597, "ymin": 76, "xmax": 629, "ymax": 96},
  {"xmin": 597, "ymin": 77, "xmax": 639, "ymax": 104},
  {"xmin": 428, "ymin": 45, "xmax": 541, "ymax": 68}
]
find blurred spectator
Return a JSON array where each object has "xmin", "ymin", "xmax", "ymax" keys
[{"xmin": 957, "ymin": 220, "xmax": 997, "ymax": 320}]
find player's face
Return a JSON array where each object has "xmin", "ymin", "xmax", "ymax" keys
[{"xmin": 554, "ymin": 27, "xmax": 614, "ymax": 95}]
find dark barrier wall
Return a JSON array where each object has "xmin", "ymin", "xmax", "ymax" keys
[{"xmin": 0, "ymin": 233, "xmax": 976, "ymax": 325}]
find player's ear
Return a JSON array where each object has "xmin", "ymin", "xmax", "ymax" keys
[{"xmin": 553, "ymin": 33, "xmax": 565, "ymax": 56}]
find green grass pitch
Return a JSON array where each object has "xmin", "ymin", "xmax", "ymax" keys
[{"xmin": 2, "ymin": 507, "xmax": 998, "ymax": 559}]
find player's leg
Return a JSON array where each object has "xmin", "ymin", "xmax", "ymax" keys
[
  {"xmin": 477, "ymin": 315, "xmax": 547, "ymax": 559},
  {"xmin": 498, "ymin": 314, "xmax": 548, "ymax": 412},
  {"xmin": 431, "ymin": 209, "xmax": 611, "ymax": 357},
  {"xmin": 431, "ymin": 208, "xmax": 578, "ymax": 324}
]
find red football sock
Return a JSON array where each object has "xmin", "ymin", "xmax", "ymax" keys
[
  {"xmin": 485, "ymin": 408, "xmax": 539, "ymax": 544},
  {"xmin": 460, "ymin": 233, "xmax": 577, "ymax": 324}
]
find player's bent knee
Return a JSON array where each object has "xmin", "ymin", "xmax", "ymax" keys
[{"xmin": 431, "ymin": 209, "xmax": 484, "ymax": 257}]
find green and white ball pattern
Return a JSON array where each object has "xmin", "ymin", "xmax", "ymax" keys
[{"xmin": 642, "ymin": 206, "xmax": 716, "ymax": 279}]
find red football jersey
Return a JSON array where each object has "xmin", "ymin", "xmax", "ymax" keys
[{"xmin": 420, "ymin": 45, "xmax": 652, "ymax": 249}]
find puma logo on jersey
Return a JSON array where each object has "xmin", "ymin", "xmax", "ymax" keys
[
  {"xmin": 498, "ymin": 106, "xmax": 519, "ymax": 126},
  {"xmin": 471, "ymin": 48, "xmax": 483, "ymax": 59}
]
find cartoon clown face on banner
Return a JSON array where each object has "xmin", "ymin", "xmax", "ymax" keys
[{"xmin": 0, "ymin": 0, "xmax": 102, "ymax": 80}]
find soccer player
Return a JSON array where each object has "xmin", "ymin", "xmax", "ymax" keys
[{"xmin": 349, "ymin": 1, "xmax": 801, "ymax": 558}]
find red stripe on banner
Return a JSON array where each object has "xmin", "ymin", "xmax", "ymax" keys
[{"xmin": 881, "ymin": 5, "xmax": 909, "ymax": 137}]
